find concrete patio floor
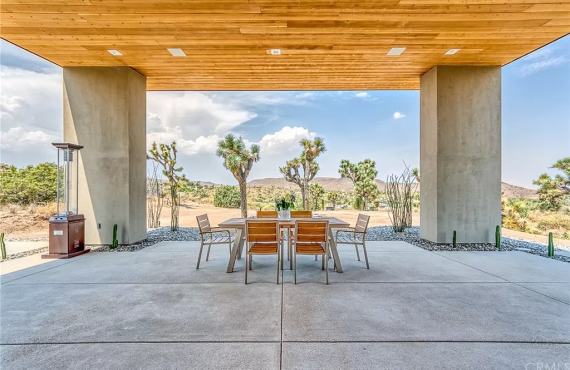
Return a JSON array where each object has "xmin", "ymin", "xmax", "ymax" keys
[{"xmin": 1, "ymin": 241, "xmax": 569, "ymax": 369}]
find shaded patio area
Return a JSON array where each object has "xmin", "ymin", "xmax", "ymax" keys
[{"xmin": 1, "ymin": 241, "xmax": 569, "ymax": 369}]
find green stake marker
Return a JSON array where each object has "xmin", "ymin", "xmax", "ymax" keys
[
  {"xmin": 452, "ymin": 231, "xmax": 457, "ymax": 248},
  {"xmin": 495, "ymin": 225, "xmax": 501, "ymax": 250}
]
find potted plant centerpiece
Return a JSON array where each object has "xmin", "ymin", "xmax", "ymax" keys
[{"xmin": 276, "ymin": 193, "xmax": 295, "ymax": 219}]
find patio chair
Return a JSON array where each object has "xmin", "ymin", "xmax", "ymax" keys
[
  {"xmin": 257, "ymin": 210, "xmax": 278, "ymax": 218},
  {"xmin": 334, "ymin": 214, "xmax": 370, "ymax": 269},
  {"xmin": 245, "ymin": 220, "xmax": 281, "ymax": 284},
  {"xmin": 290, "ymin": 210, "xmax": 312, "ymax": 218},
  {"xmin": 292, "ymin": 219, "xmax": 330, "ymax": 285},
  {"xmin": 287, "ymin": 210, "xmax": 313, "ymax": 266},
  {"xmin": 196, "ymin": 214, "xmax": 234, "ymax": 269}
]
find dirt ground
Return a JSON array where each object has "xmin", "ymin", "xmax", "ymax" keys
[
  {"xmin": 161, "ymin": 203, "xmax": 415, "ymax": 229},
  {"xmin": 3, "ymin": 201, "xmax": 569, "ymax": 247}
]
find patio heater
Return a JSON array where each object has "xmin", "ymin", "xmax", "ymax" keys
[{"xmin": 43, "ymin": 143, "xmax": 89, "ymax": 259}]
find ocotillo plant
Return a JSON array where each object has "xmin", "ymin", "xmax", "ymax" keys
[
  {"xmin": 548, "ymin": 232, "xmax": 554, "ymax": 257},
  {"xmin": 111, "ymin": 224, "xmax": 118, "ymax": 249},
  {"xmin": 495, "ymin": 225, "xmax": 501, "ymax": 250},
  {"xmin": 452, "ymin": 231, "xmax": 457, "ymax": 248},
  {"xmin": 0, "ymin": 233, "xmax": 6, "ymax": 260}
]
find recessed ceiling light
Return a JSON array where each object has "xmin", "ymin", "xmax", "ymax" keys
[
  {"xmin": 107, "ymin": 50, "xmax": 122, "ymax": 56},
  {"xmin": 387, "ymin": 47, "xmax": 406, "ymax": 56},
  {"xmin": 445, "ymin": 49, "xmax": 460, "ymax": 55},
  {"xmin": 167, "ymin": 48, "xmax": 186, "ymax": 57},
  {"xmin": 270, "ymin": 49, "xmax": 281, "ymax": 55}
]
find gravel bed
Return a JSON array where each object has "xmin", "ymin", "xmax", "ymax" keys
[
  {"xmin": 0, "ymin": 247, "xmax": 49, "ymax": 262},
  {"xmin": 5, "ymin": 236, "xmax": 48, "ymax": 242},
  {"xmin": 365, "ymin": 226, "xmax": 570, "ymax": 263},
  {"xmin": 90, "ymin": 227, "xmax": 200, "ymax": 252}
]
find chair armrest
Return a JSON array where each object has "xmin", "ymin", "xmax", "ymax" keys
[
  {"xmin": 335, "ymin": 228, "xmax": 354, "ymax": 238},
  {"xmin": 211, "ymin": 227, "xmax": 232, "ymax": 234},
  {"xmin": 335, "ymin": 228, "xmax": 366, "ymax": 240},
  {"xmin": 210, "ymin": 229, "xmax": 232, "ymax": 238}
]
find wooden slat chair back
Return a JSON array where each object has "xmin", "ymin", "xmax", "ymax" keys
[
  {"xmin": 355, "ymin": 214, "xmax": 370, "ymax": 233},
  {"xmin": 244, "ymin": 220, "xmax": 281, "ymax": 284},
  {"xmin": 196, "ymin": 214, "xmax": 234, "ymax": 269},
  {"xmin": 257, "ymin": 210, "xmax": 278, "ymax": 218},
  {"xmin": 285, "ymin": 211, "xmax": 313, "ymax": 262},
  {"xmin": 290, "ymin": 210, "xmax": 313, "ymax": 219},
  {"xmin": 335, "ymin": 213, "xmax": 371, "ymax": 269},
  {"xmin": 293, "ymin": 220, "xmax": 330, "ymax": 284},
  {"xmin": 197, "ymin": 214, "xmax": 212, "ymax": 233}
]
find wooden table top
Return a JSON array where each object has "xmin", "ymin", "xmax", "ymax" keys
[{"xmin": 219, "ymin": 217, "xmax": 350, "ymax": 228}]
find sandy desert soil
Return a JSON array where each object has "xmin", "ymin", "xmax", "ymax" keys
[{"xmin": 2, "ymin": 201, "xmax": 568, "ymax": 247}]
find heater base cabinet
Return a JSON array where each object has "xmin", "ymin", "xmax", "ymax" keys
[{"xmin": 43, "ymin": 215, "xmax": 90, "ymax": 259}]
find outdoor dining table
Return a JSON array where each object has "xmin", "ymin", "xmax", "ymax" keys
[{"xmin": 219, "ymin": 217, "xmax": 351, "ymax": 273}]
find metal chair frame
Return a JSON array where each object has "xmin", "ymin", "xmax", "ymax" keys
[
  {"xmin": 196, "ymin": 214, "xmax": 234, "ymax": 269},
  {"xmin": 334, "ymin": 214, "xmax": 370, "ymax": 269}
]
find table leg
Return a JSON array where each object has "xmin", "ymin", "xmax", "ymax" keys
[
  {"xmin": 328, "ymin": 228, "xmax": 343, "ymax": 273},
  {"xmin": 226, "ymin": 228, "xmax": 244, "ymax": 273}
]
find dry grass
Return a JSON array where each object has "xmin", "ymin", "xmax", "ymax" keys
[{"xmin": 36, "ymin": 203, "xmax": 56, "ymax": 220}]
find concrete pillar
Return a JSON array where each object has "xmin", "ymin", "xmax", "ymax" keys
[
  {"xmin": 420, "ymin": 66, "xmax": 501, "ymax": 243},
  {"xmin": 63, "ymin": 67, "xmax": 147, "ymax": 244}
]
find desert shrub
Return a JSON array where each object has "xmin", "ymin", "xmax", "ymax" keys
[
  {"xmin": 0, "ymin": 163, "xmax": 58, "ymax": 205},
  {"xmin": 353, "ymin": 195, "xmax": 363, "ymax": 210},
  {"xmin": 533, "ymin": 213, "xmax": 570, "ymax": 231},
  {"xmin": 214, "ymin": 185, "xmax": 241, "ymax": 208}
]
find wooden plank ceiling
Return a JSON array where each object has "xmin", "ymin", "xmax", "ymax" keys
[{"xmin": 1, "ymin": 0, "xmax": 569, "ymax": 90}]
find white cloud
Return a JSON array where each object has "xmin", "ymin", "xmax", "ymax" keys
[
  {"xmin": 258, "ymin": 126, "xmax": 316, "ymax": 155},
  {"xmin": 355, "ymin": 92, "xmax": 377, "ymax": 101},
  {"xmin": 0, "ymin": 66, "xmax": 62, "ymax": 165},
  {"xmin": 1, "ymin": 127, "xmax": 60, "ymax": 152},
  {"xmin": 393, "ymin": 112, "xmax": 405, "ymax": 119},
  {"xmin": 147, "ymin": 91, "xmax": 257, "ymax": 139},
  {"xmin": 145, "ymin": 112, "xmax": 222, "ymax": 155},
  {"xmin": 520, "ymin": 56, "xmax": 567, "ymax": 76}
]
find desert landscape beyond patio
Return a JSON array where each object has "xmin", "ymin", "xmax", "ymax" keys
[{"xmin": 2, "ymin": 239, "xmax": 569, "ymax": 369}]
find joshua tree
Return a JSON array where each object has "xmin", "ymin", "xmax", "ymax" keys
[
  {"xmin": 326, "ymin": 191, "xmax": 342, "ymax": 210},
  {"xmin": 309, "ymin": 183, "xmax": 326, "ymax": 211},
  {"xmin": 339, "ymin": 159, "xmax": 379, "ymax": 210},
  {"xmin": 147, "ymin": 141, "xmax": 187, "ymax": 231},
  {"xmin": 533, "ymin": 157, "xmax": 570, "ymax": 211},
  {"xmin": 216, "ymin": 134, "xmax": 260, "ymax": 218},
  {"xmin": 412, "ymin": 167, "xmax": 420, "ymax": 183},
  {"xmin": 280, "ymin": 137, "xmax": 326, "ymax": 210}
]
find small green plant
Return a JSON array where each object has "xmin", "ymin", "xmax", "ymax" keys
[
  {"xmin": 548, "ymin": 232, "xmax": 554, "ymax": 257},
  {"xmin": 111, "ymin": 224, "xmax": 118, "ymax": 249},
  {"xmin": 452, "ymin": 231, "xmax": 457, "ymax": 248},
  {"xmin": 495, "ymin": 225, "xmax": 501, "ymax": 250},
  {"xmin": 0, "ymin": 233, "xmax": 6, "ymax": 260}
]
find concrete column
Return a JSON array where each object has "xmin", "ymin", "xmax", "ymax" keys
[
  {"xmin": 420, "ymin": 66, "xmax": 501, "ymax": 243},
  {"xmin": 63, "ymin": 67, "xmax": 147, "ymax": 244}
]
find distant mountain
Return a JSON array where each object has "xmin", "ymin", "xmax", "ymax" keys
[
  {"xmin": 248, "ymin": 177, "xmax": 385, "ymax": 192},
  {"xmin": 501, "ymin": 183, "xmax": 538, "ymax": 199},
  {"xmin": 248, "ymin": 177, "xmax": 537, "ymax": 199}
]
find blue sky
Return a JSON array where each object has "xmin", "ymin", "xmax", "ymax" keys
[{"xmin": 1, "ymin": 36, "xmax": 569, "ymax": 188}]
